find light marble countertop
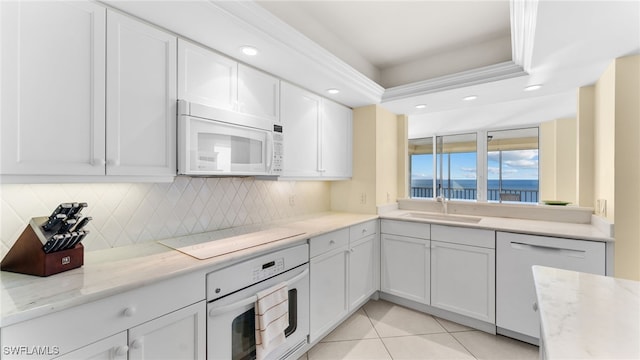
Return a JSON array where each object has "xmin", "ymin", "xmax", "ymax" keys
[
  {"xmin": 380, "ymin": 209, "xmax": 613, "ymax": 242},
  {"xmin": 533, "ymin": 266, "xmax": 640, "ymax": 359},
  {"xmin": 0, "ymin": 212, "xmax": 377, "ymax": 327}
]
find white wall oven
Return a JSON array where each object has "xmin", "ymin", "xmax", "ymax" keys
[
  {"xmin": 178, "ymin": 100, "xmax": 283, "ymax": 176},
  {"xmin": 207, "ymin": 244, "xmax": 309, "ymax": 360}
]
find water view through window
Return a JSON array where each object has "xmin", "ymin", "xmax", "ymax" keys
[{"xmin": 409, "ymin": 128, "xmax": 539, "ymax": 203}]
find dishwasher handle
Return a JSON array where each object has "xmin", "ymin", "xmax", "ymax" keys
[
  {"xmin": 510, "ymin": 241, "xmax": 586, "ymax": 258},
  {"xmin": 208, "ymin": 267, "xmax": 309, "ymax": 317}
]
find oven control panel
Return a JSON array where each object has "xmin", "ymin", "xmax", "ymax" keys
[{"xmin": 252, "ymin": 258, "xmax": 285, "ymax": 282}]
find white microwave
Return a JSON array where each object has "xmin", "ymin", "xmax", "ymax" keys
[{"xmin": 178, "ymin": 100, "xmax": 283, "ymax": 176}]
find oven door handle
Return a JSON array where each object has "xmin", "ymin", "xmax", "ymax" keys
[{"xmin": 208, "ymin": 267, "xmax": 309, "ymax": 318}]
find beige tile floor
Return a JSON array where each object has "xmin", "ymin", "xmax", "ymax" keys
[{"xmin": 299, "ymin": 300, "xmax": 539, "ymax": 360}]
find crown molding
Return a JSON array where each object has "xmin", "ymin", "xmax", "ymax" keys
[
  {"xmin": 210, "ymin": 1, "xmax": 385, "ymax": 104},
  {"xmin": 382, "ymin": 61, "xmax": 528, "ymax": 103},
  {"xmin": 510, "ymin": 0, "xmax": 539, "ymax": 72}
]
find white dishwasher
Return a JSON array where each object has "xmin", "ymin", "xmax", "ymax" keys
[{"xmin": 496, "ymin": 232, "xmax": 606, "ymax": 344}]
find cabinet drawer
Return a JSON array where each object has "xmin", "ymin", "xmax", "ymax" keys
[
  {"xmin": 431, "ymin": 225, "xmax": 494, "ymax": 249},
  {"xmin": 381, "ymin": 219, "xmax": 430, "ymax": 239},
  {"xmin": 350, "ymin": 220, "xmax": 377, "ymax": 242},
  {"xmin": 310, "ymin": 228, "xmax": 349, "ymax": 258},
  {"xmin": 1, "ymin": 271, "xmax": 204, "ymax": 360}
]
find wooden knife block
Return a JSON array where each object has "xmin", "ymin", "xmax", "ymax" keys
[{"xmin": 1, "ymin": 217, "xmax": 84, "ymax": 277}]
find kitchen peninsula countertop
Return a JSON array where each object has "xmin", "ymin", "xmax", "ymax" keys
[
  {"xmin": 532, "ymin": 266, "xmax": 640, "ymax": 359},
  {"xmin": 0, "ymin": 212, "xmax": 376, "ymax": 327},
  {"xmin": 380, "ymin": 209, "xmax": 613, "ymax": 242}
]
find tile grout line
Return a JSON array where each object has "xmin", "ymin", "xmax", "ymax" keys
[{"xmin": 361, "ymin": 304, "xmax": 396, "ymax": 360}]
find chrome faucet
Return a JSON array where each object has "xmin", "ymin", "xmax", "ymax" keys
[{"xmin": 436, "ymin": 184, "xmax": 448, "ymax": 214}]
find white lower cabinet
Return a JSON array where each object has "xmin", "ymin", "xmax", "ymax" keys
[
  {"xmin": 496, "ymin": 232, "xmax": 606, "ymax": 341},
  {"xmin": 381, "ymin": 234, "xmax": 430, "ymax": 304},
  {"xmin": 1, "ymin": 272, "xmax": 205, "ymax": 360},
  {"xmin": 128, "ymin": 301, "xmax": 206, "ymax": 360},
  {"xmin": 430, "ymin": 225, "xmax": 496, "ymax": 324},
  {"xmin": 380, "ymin": 220, "xmax": 431, "ymax": 304},
  {"xmin": 430, "ymin": 241, "xmax": 495, "ymax": 323},
  {"xmin": 54, "ymin": 332, "xmax": 128, "ymax": 360},
  {"xmin": 348, "ymin": 234, "xmax": 377, "ymax": 309},
  {"xmin": 309, "ymin": 220, "xmax": 379, "ymax": 343}
]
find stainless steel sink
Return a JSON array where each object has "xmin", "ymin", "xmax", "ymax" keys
[{"xmin": 400, "ymin": 212, "xmax": 482, "ymax": 224}]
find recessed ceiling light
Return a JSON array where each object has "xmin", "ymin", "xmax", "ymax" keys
[
  {"xmin": 524, "ymin": 84, "xmax": 543, "ymax": 91},
  {"xmin": 415, "ymin": 104, "xmax": 427, "ymax": 109},
  {"xmin": 326, "ymin": 88, "xmax": 340, "ymax": 95},
  {"xmin": 240, "ymin": 46, "xmax": 258, "ymax": 56},
  {"xmin": 463, "ymin": 95, "xmax": 478, "ymax": 101}
]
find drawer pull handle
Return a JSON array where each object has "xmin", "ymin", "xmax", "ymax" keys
[
  {"xmin": 123, "ymin": 307, "xmax": 136, "ymax": 317},
  {"xmin": 131, "ymin": 339, "xmax": 143, "ymax": 350},
  {"xmin": 362, "ymin": 229, "xmax": 367, "ymax": 233},
  {"xmin": 329, "ymin": 240, "xmax": 335, "ymax": 245},
  {"xmin": 533, "ymin": 302, "xmax": 538, "ymax": 312},
  {"xmin": 115, "ymin": 345, "xmax": 129, "ymax": 357}
]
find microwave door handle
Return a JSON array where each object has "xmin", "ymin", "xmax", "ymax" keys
[
  {"xmin": 266, "ymin": 132, "xmax": 274, "ymax": 173},
  {"xmin": 209, "ymin": 294, "xmax": 257, "ymax": 317}
]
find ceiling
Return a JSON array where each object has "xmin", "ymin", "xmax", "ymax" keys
[
  {"xmin": 258, "ymin": 0, "xmax": 513, "ymax": 88},
  {"xmin": 104, "ymin": 0, "xmax": 640, "ymax": 138}
]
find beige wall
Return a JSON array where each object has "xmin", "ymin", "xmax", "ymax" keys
[
  {"xmin": 539, "ymin": 118, "xmax": 577, "ymax": 204},
  {"xmin": 594, "ymin": 62, "xmax": 616, "ymax": 220},
  {"xmin": 580, "ymin": 54, "xmax": 640, "ymax": 280},
  {"xmin": 397, "ymin": 115, "xmax": 409, "ymax": 199},
  {"xmin": 331, "ymin": 105, "xmax": 377, "ymax": 214},
  {"xmin": 375, "ymin": 106, "xmax": 399, "ymax": 205},
  {"xmin": 612, "ymin": 55, "xmax": 640, "ymax": 280},
  {"xmin": 576, "ymin": 86, "xmax": 595, "ymax": 208},
  {"xmin": 331, "ymin": 104, "xmax": 404, "ymax": 214}
]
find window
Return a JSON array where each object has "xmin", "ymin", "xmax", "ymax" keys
[
  {"xmin": 409, "ymin": 137, "xmax": 434, "ymax": 198},
  {"xmin": 436, "ymin": 133, "xmax": 477, "ymax": 200},
  {"xmin": 487, "ymin": 128, "xmax": 539, "ymax": 203},
  {"xmin": 409, "ymin": 127, "xmax": 539, "ymax": 202}
]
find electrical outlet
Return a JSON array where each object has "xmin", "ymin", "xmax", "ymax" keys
[
  {"xmin": 360, "ymin": 192, "xmax": 367, "ymax": 205},
  {"xmin": 289, "ymin": 195, "xmax": 296, "ymax": 206},
  {"xmin": 596, "ymin": 199, "xmax": 606, "ymax": 216}
]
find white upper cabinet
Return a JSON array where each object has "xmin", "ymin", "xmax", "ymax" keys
[
  {"xmin": 281, "ymin": 82, "xmax": 321, "ymax": 178},
  {"xmin": 106, "ymin": 10, "xmax": 177, "ymax": 176},
  {"xmin": 0, "ymin": 0, "xmax": 106, "ymax": 175},
  {"xmin": 280, "ymin": 82, "xmax": 353, "ymax": 179},
  {"xmin": 177, "ymin": 40, "xmax": 280, "ymax": 129},
  {"xmin": 320, "ymin": 98, "xmax": 353, "ymax": 178},
  {"xmin": 238, "ymin": 64, "xmax": 280, "ymax": 124},
  {"xmin": 178, "ymin": 39, "xmax": 237, "ymax": 111}
]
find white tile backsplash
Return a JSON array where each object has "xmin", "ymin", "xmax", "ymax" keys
[{"xmin": 0, "ymin": 177, "xmax": 330, "ymax": 256}]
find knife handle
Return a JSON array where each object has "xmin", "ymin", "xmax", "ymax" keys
[
  {"xmin": 43, "ymin": 234, "xmax": 65, "ymax": 253},
  {"xmin": 52, "ymin": 233, "xmax": 73, "ymax": 252},
  {"xmin": 57, "ymin": 218, "xmax": 77, "ymax": 234},
  {"xmin": 73, "ymin": 216, "xmax": 92, "ymax": 232},
  {"xmin": 42, "ymin": 213, "xmax": 67, "ymax": 232},
  {"xmin": 67, "ymin": 202, "xmax": 88, "ymax": 218}
]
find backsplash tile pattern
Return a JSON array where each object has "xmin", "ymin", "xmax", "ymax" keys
[{"xmin": 0, "ymin": 177, "xmax": 330, "ymax": 256}]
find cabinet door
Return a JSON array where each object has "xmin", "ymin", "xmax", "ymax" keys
[
  {"xmin": 496, "ymin": 232, "xmax": 605, "ymax": 339},
  {"xmin": 348, "ymin": 234, "xmax": 377, "ymax": 310},
  {"xmin": 106, "ymin": 11, "xmax": 177, "ymax": 176},
  {"xmin": 381, "ymin": 234, "xmax": 430, "ymax": 304},
  {"xmin": 280, "ymin": 82, "xmax": 321, "ymax": 177},
  {"xmin": 309, "ymin": 246, "xmax": 348, "ymax": 342},
  {"xmin": 178, "ymin": 39, "xmax": 237, "ymax": 111},
  {"xmin": 431, "ymin": 241, "xmax": 495, "ymax": 323},
  {"xmin": 128, "ymin": 301, "xmax": 206, "ymax": 360},
  {"xmin": 0, "ymin": 0, "xmax": 106, "ymax": 175},
  {"xmin": 238, "ymin": 64, "xmax": 280, "ymax": 124},
  {"xmin": 320, "ymin": 99, "xmax": 352, "ymax": 178},
  {"xmin": 55, "ymin": 332, "xmax": 128, "ymax": 360}
]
